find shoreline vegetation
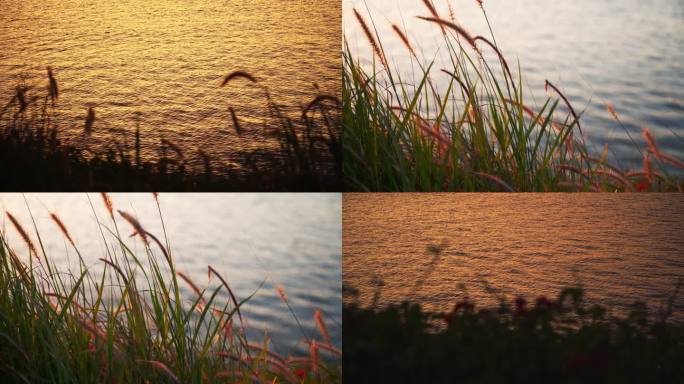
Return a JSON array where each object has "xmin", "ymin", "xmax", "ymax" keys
[
  {"xmin": 0, "ymin": 70, "xmax": 341, "ymax": 191},
  {"xmin": 343, "ymin": 282, "xmax": 683, "ymax": 383},
  {"xmin": 343, "ymin": 1, "xmax": 684, "ymax": 192},
  {"xmin": 0, "ymin": 194, "xmax": 341, "ymax": 383}
]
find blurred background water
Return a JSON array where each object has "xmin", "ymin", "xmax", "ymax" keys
[
  {"xmin": 344, "ymin": 193, "xmax": 684, "ymax": 318},
  {"xmin": 344, "ymin": 0, "xmax": 684, "ymax": 169},
  {"xmin": 0, "ymin": 193, "xmax": 341, "ymax": 357},
  {"xmin": 0, "ymin": 0, "xmax": 341, "ymax": 173}
]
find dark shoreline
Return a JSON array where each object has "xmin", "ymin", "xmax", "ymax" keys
[{"xmin": 343, "ymin": 286, "xmax": 684, "ymax": 383}]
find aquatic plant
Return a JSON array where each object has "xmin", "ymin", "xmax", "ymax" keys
[
  {"xmin": 343, "ymin": 1, "xmax": 683, "ymax": 191},
  {"xmin": 0, "ymin": 194, "xmax": 341, "ymax": 383}
]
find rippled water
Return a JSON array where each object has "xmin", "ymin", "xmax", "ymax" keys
[
  {"xmin": 344, "ymin": 0, "xmax": 684, "ymax": 169},
  {"xmin": 0, "ymin": 193, "xmax": 341, "ymax": 355},
  {"xmin": 343, "ymin": 193, "xmax": 684, "ymax": 317},
  {"xmin": 0, "ymin": 0, "xmax": 341, "ymax": 171}
]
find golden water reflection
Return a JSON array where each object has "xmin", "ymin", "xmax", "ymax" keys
[
  {"xmin": 343, "ymin": 193, "xmax": 684, "ymax": 316},
  {"xmin": 0, "ymin": 0, "xmax": 341, "ymax": 171}
]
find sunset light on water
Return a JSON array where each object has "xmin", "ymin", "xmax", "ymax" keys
[{"xmin": 1, "ymin": 0, "xmax": 341, "ymax": 189}]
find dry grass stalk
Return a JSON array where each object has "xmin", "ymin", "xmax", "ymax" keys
[
  {"xmin": 472, "ymin": 172, "xmax": 516, "ymax": 192},
  {"xmin": 448, "ymin": 1, "xmax": 457, "ymax": 22},
  {"xmin": 503, "ymin": 99, "xmax": 543, "ymax": 123},
  {"xmin": 314, "ymin": 309, "xmax": 332, "ymax": 347},
  {"xmin": 117, "ymin": 210, "xmax": 148, "ymax": 244},
  {"xmin": 161, "ymin": 139, "xmax": 184, "ymax": 159},
  {"xmin": 244, "ymin": 343, "xmax": 291, "ymax": 366},
  {"xmin": 5, "ymin": 212, "xmax": 38, "ymax": 259},
  {"xmin": 606, "ymin": 103, "xmax": 619, "ymax": 120},
  {"xmin": 441, "ymin": 69, "xmax": 472, "ymax": 99},
  {"xmin": 421, "ymin": 0, "xmax": 445, "ymax": 33},
  {"xmin": 198, "ymin": 149, "xmax": 212, "ymax": 175},
  {"xmin": 353, "ymin": 8, "xmax": 388, "ymax": 69},
  {"xmin": 47, "ymin": 67, "xmax": 58, "ymax": 104},
  {"xmin": 177, "ymin": 271, "xmax": 207, "ymax": 308},
  {"xmin": 545, "ymin": 80, "xmax": 583, "ymax": 137},
  {"xmin": 221, "ymin": 71, "xmax": 257, "ymax": 87},
  {"xmin": 50, "ymin": 213, "xmax": 75, "ymax": 247},
  {"xmin": 392, "ymin": 24, "xmax": 416, "ymax": 57},
  {"xmin": 137, "ymin": 360, "xmax": 180, "ymax": 384},
  {"xmin": 642, "ymin": 127, "xmax": 662, "ymax": 161},
  {"xmin": 7, "ymin": 247, "xmax": 31, "ymax": 284},
  {"xmin": 304, "ymin": 340, "xmax": 342, "ymax": 357},
  {"xmin": 277, "ymin": 285, "xmax": 288, "ymax": 304},
  {"xmin": 15, "ymin": 86, "xmax": 27, "ymax": 113},
  {"xmin": 641, "ymin": 127, "xmax": 683, "ymax": 170},
  {"xmin": 474, "ymin": 35, "xmax": 514, "ymax": 86},
  {"xmin": 643, "ymin": 154, "xmax": 654, "ymax": 184},
  {"xmin": 302, "ymin": 95, "xmax": 341, "ymax": 119},
  {"xmin": 417, "ymin": 16, "xmax": 477, "ymax": 51},
  {"xmin": 100, "ymin": 193, "xmax": 114, "ymax": 220},
  {"xmin": 662, "ymin": 152, "xmax": 684, "ymax": 170},
  {"xmin": 310, "ymin": 339, "xmax": 320, "ymax": 376},
  {"xmin": 229, "ymin": 107, "xmax": 242, "ymax": 135},
  {"xmin": 592, "ymin": 169, "xmax": 636, "ymax": 192},
  {"xmin": 99, "ymin": 258, "xmax": 129, "ymax": 285},
  {"xmin": 240, "ymin": 354, "xmax": 299, "ymax": 383},
  {"xmin": 84, "ymin": 107, "xmax": 95, "ymax": 133},
  {"xmin": 215, "ymin": 371, "xmax": 261, "ymax": 383},
  {"xmin": 208, "ymin": 266, "xmax": 243, "ymax": 323},
  {"xmin": 221, "ymin": 71, "xmax": 257, "ymax": 86}
]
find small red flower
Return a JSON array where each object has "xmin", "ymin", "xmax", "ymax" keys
[
  {"xmin": 294, "ymin": 369, "xmax": 307, "ymax": 378},
  {"xmin": 635, "ymin": 182, "xmax": 649, "ymax": 191}
]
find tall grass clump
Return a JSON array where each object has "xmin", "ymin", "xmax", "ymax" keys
[
  {"xmin": 343, "ymin": 1, "xmax": 684, "ymax": 191},
  {"xmin": 0, "ymin": 194, "xmax": 341, "ymax": 383},
  {"xmin": 0, "ymin": 68, "xmax": 340, "ymax": 191},
  {"xmin": 344, "ymin": 282, "xmax": 684, "ymax": 383}
]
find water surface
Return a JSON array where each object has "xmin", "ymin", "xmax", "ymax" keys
[
  {"xmin": 344, "ymin": 0, "xmax": 684, "ymax": 168},
  {"xmin": 0, "ymin": 0, "xmax": 341, "ymax": 172},
  {"xmin": 344, "ymin": 193, "xmax": 684, "ymax": 317},
  {"xmin": 0, "ymin": 193, "xmax": 341, "ymax": 356}
]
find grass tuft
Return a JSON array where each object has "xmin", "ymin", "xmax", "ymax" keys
[
  {"xmin": 344, "ymin": 283, "xmax": 684, "ymax": 383},
  {"xmin": 343, "ymin": 3, "xmax": 683, "ymax": 192},
  {"xmin": 0, "ymin": 68, "xmax": 341, "ymax": 191},
  {"xmin": 0, "ymin": 195, "xmax": 341, "ymax": 383}
]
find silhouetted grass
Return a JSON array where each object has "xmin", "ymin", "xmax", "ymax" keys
[
  {"xmin": 343, "ymin": 283, "xmax": 683, "ymax": 383},
  {"xmin": 343, "ymin": 2, "xmax": 683, "ymax": 191},
  {"xmin": 0, "ymin": 71, "xmax": 340, "ymax": 191},
  {"xmin": 0, "ymin": 194, "xmax": 341, "ymax": 383}
]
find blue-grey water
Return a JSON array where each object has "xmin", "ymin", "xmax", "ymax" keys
[
  {"xmin": 0, "ymin": 193, "xmax": 341, "ymax": 356},
  {"xmin": 344, "ymin": 193, "xmax": 684, "ymax": 318},
  {"xmin": 344, "ymin": 0, "xmax": 684, "ymax": 170},
  {"xmin": 0, "ymin": 0, "xmax": 341, "ymax": 172}
]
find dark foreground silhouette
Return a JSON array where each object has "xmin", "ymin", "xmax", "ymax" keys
[
  {"xmin": 1, "ymin": 72, "xmax": 341, "ymax": 191},
  {"xmin": 343, "ymin": 286, "xmax": 683, "ymax": 383}
]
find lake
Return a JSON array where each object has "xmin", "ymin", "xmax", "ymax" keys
[
  {"xmin": 343, "ymin": 0, "xmax": 684, "ymax": 169},
  {"xmin": 0, "ymin": 0, "xmax": 341, "ymax": 173},
  {"xmin": 0, "ymin": 193, "xmax": 341, "ymax": 356},
  {"xmin": 343, "ymin": 193, "xmax": 684, "ymax": 318}
]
